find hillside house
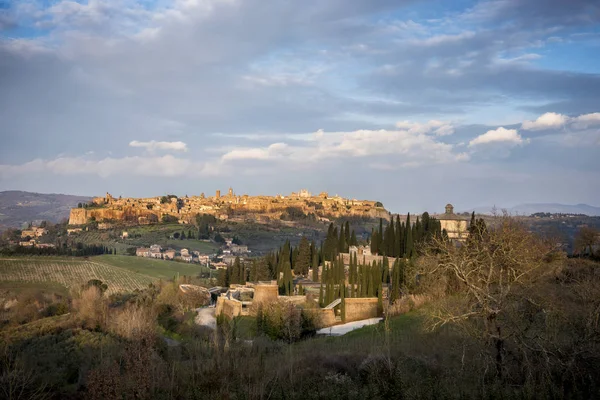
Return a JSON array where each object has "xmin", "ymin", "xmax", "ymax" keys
[
  {"xmin": 21, "ymin": 227, "xmax": 47, "ymax": 238},
  {"xmin": 136, "ymin": 248, "xmax": 150, "ymax": 257},
  {"xmin": 149, "ymin": 244, "xmax": 163, "ymax": 259},
  {"xmin": 212, "ymin": 261, "xmax": 228, "ymax": 269},
  {"xmin": 163, "ymin": 249, "xmax": 176, "ymax": 260},
  {"xmin": 230, "ymin": 244, "xmax": 249, "ymax": 254}
]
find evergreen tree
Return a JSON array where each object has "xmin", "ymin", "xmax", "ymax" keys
[
  {"xmin": 312, "ymin": 250, "xmax": 319, "ymax": 282},
  {"xmin": 256, "ymin": 258, "xmax": 270, "ymax": 281},
  {"xmin": 280, "ymin": 261, "xmax": 293, "ymax": 295},
  {"xmin": 350, "ymin": 230, "xmax": 358, "ymax": 246},
  {"xmin": 405, "ymin": 213, "xmax": 414, "ymax": 258},
  {"xmin": 414, "ymin": 216, "xmax": 422, "ymax": 243},
  {"xmin": 295, "ymin": 236, "xmax": 311, "ymax": 276},
  {"xmin": 340, "ymin": 284, "xmax": 346, "ymax": 322},
  {"xmin": 382, "ymin": 256, "xmax": 390, "ymax": 284},
  {"xmin": 338, "ymin": 225, "xmax": 347, "ymax": 256},
  {"xmin": 394, "ymin": 215, "xmax": 402, "ymax": 257},
  {"xmin": 422, "ymin": 212, "xmax": 431, "ymax": 239},
  {"xmin": 319, "ymin": 279, "xmax": 324, "ymax": 307},
  {"xmin": 388, "ymin": 221, "xmax": 396, "ymax": 256},
  {"xmin": 378, "ymin": 219, "xmax": 383, "ymax": 254},
  {"xmin": 391, "ymin": 259, "xmax": 400, "ymax": 303},
  {"xmin": 370, "ymin": 228, "xmax": 378, "ymax": 255},
  {"xmin": 345, "ymin": 221, "xmax": 351, "ymax": 245}
]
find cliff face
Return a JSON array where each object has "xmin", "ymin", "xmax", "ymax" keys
[{"xmin": 68, "ymin": 190, "xmax": 390, "ymax": 225}]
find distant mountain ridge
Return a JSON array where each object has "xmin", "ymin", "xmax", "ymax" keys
[
  {"xmin": 467, "ymin": 203, "xmax": 600, "ymax": 217},
  {"xmin": 0, "ymin": 191, "xmax": 92, "ymax": 230}
]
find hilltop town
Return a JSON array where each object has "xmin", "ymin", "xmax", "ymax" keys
[{"xmin": 68, "ymin": 188, "xmax": 390, "ymax": 226}]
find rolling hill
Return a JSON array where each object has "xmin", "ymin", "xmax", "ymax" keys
[
  {"xmin": 468, "ymin": 203, "xmax": 600, "ymax": 216},
  {"xmin": 0, "ymin": 190, "xmax": 92, "ymax": 231}
]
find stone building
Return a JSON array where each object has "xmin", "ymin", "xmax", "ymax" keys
[{"xmin": 438, "ymin": 204, "xmax": 469, "ymax": 241}]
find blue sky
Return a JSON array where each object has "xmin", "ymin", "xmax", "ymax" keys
[{"xmin": 0, "ymin": 0, "xmax": 599, "ymax": 214}]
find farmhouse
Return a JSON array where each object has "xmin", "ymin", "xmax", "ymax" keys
[{"xmin": 21, "ymin": 227, "xmax": 47, "ymax": 238}]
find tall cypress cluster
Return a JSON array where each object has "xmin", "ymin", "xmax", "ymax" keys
[{"xmin": 370, "ymin": 213, "xmax": 442, "ymax": 258}]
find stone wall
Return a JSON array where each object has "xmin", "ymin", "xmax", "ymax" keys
[
  {"xmin": 340, "ymin": 252, "xmax": 398, "ymax": 267},
  {"xmin": 345, "ymin": 298, "xmax": 380, "ymax": 322},
  {"xmin": 68, "ymin": 208, "xmax": 88, "ymax": 225},
  {"xmin": 313, "ymin": 308, "xmax": 336, "ymax": 328},
  {"xmin": 216, "ymin": 297, "xmax": 242, "ymax": 319},
  {"xmin": 440, "ymin": 219, "xmax": 469, "ymax": 240},
  {"xmin": 253, "ymin": 284, "xmax": 279, "ymax": 304}
]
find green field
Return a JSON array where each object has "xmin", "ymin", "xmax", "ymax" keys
[
  {"xmin": 70, "ymin": 224, "xmax": 220, "ymax": 254},
  {"xmin": 0, "ymin": 255, "xmax": 213, "ymax": 295},
  {"xmin": 94, "ymin": 255, "xmax": 210, "ymax": 279},
  {"xmin": 0, "ymin": 257, "xmax": 154, "ymax": 295}
]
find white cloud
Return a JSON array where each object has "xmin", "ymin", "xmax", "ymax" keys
[
  {"xmin": 221, "ymin": 143, "xmax": 290, "ymax": 161},
  {"xmin": 129, "ymin": 140, "xmax": 188, "ymax": 152},
  {"xmin": 469, "ymin": 127, "xmax": 527, "ymax": 147},
  {"xmin": 0, "ymin": 155, "xmax": 217, "ymax": 179},
  {"xmin": 571, "ymin": 112, "xmax": 600, "ymax": 129},
  {"xmin": 394, "ymin": 120, "xmax": 455, "ymax": 136},
  {"xmin": 219, "ymin": 126, "xmax": 467, "ymax": 167},
  {"xmin": 521, "ymin": 112, "xmax": 567, "ymax": 130}
]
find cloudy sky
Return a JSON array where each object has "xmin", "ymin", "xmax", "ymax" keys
[{"xmin": 1, "ymin": 0, "xmax": 599, "ymax": 213}]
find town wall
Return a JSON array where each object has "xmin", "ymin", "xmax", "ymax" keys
[
  {"xmin": 67, "ymin": 190, "xmax": 391, "ymax": 225},
  {"xmin": 253, "ymin": 284, "xmax": 279, "ymax": 304},
  {"xmin": 345, "ymin": 298, "xmax": 380, "ymax": 322},
  {"xmin": 68, "ymin": 208, "xmax": 88, "ymax": 225},
  {"xmin": 216, "ymin": 297, "xmax": 242, "ymax": 319}
]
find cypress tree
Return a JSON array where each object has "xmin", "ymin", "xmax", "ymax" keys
[
  {"xmin": 391, "ymin": 259, "xmax": 400, "ymax": 303},
  {"xmin": 350, "ymin": 230, "xmax": 357, "ymax": 246},
  {"xmin": 295, "ymin": 236, "xmax": 311, "ymax": 276},
  {"xmin": 367, "ymin": 262, "xmax": 374, "ymax": 297},
  {"xmin": 350, "ymin": 253, "xmax": 356, "ymax": 298},
  {"xmin": 338, "ymin": 228, "xmax": 347, "ymax": 256},
  {"xmin": 344, "ymin": 221, "xmax": 351, "ymax": 250},
  {"xmin": 378, "ymin": 219, "xmax": 383, "ymax": 254},
  {"xmin": 312, "ymin": 250, "xmax": 319, "ymax": 282},
  {"xmin": 319, "ymin": 279, "xmax": 324, "ymax": 307},
  {"xmin": 422, "ymin": 212, "xmax": 431, "ymax": 239},
  {"xmin": 382, "ymin": 256, "xmax": 390, "ymax": 284},
  {"xmin": 340, "ymin": 284, "xmax": 346, "ymax": 322},
  {"xmin": 370, "ymin": 228, "xmax": 378, "ymax": 255},
  {"xmin": 405, "ymin": 213, "xmax": 414, "ymax": 258},
  {"xmin": 388, "ymin": 220, "xmax": 396, "ymax": 257},
  {"xmin": 395, "ymin": 215, "xmax": 402, "ymax": 257}
]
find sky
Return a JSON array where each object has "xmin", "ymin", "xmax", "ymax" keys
[{"xmin": 0, "ymin": 0, "xmax": 599, "ymax": 214}]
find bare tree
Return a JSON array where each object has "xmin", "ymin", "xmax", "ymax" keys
[
  {"xmin": 574, "ymin": 226, "xmax": 599, "ymax": 257},
  {"xmin": 421, "ymin": 215, "xmax": 553, "ymax": 378}
]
